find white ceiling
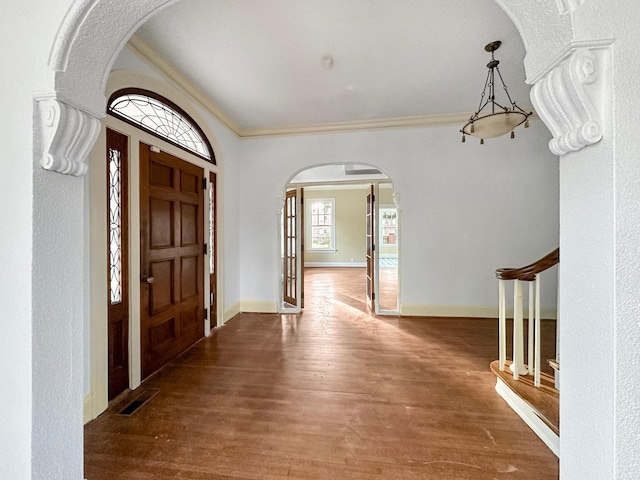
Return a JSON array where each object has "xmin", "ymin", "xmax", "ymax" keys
[{"xmin": 137, "ymin": 0, "xmax": 530, "ymax": 130}]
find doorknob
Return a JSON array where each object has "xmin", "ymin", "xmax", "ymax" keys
[{"xmin": 146, "ymin": 277, "xmax": 155, "ymax": 284}]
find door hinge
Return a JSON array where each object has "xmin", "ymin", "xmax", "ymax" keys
[
  {"xmin": 372, "ymin": 194, "xmax": 375, "ymax": 202},
  {"xmin": 203, "ymin": 243, "xmax": 208, "ymax": 255},
  {"xmin": 372, "ymin": 292, "xmax": 376, "ymax": 300},
  {"xmin": 202, "ymin": 177, "xmax": 207, "ymax": 190},
  {"xmin": 205, "ymin": 308, "xmax": 209, "ymax": 322},
  {"xmin": 372, "ymin": 243, "xmax": 376, "ymax": 252}
]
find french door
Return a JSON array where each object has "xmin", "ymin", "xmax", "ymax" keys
[
  {"xmin": 283, "ymin": 188, "xmax": 304, "ymax": 308},
  {"xmin": 366, "ymin": 185, "xmax": 375, "ymax": 311}
]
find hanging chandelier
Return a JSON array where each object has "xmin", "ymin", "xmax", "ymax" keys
[{"xmin": 461, "ymin": 41, "xmax": 532, "ymax": 144}]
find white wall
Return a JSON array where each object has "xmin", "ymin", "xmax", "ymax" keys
[
  {"xmin": 557, "ymin": 5, "xmax": 640, "ymax": 479},
  {"xmin": 0, "ymin": 2, "xmax": 78, "ymax": 478},
  {"xmin": 238, "ymin": 121, "xmax": 559, "ymax": 314}
]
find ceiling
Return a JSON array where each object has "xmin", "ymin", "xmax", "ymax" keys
[{"xmin": 136, "ymin": 0, "xmax": 530, "ymax": 132}]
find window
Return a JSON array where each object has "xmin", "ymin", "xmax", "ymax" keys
[
  {"xmin": 380, "ymin": 207, "xmax": 397, "ymax": 245},
  {"xmin": 107, "ymin": 88, "xmax": 215, "ymax": 163},
  {"xmin": 108, "ymin": 143, "xmax": 124, "ymax": 304},
  {"xmin": 308, "ymin": 198, "xmax": 335, "ymax": 251}
]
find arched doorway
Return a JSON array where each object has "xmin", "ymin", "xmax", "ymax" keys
[
  {"xmin": 22, "ymin": 1, "xmax": 619, "ymax": 479},
  {"xmin": 281, "ymin": 164, "xmax": 400, "ymax": 315}
]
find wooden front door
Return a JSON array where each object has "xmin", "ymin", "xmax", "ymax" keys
[
  {"xmin": 107, "ymin": 129, "xmax": 130, "ymax": 399},
  {"xmin": 140, "ymin": 143, "xmax": 205, "ymax": 379},
  {"xmin": 366, "ymin": 185, "xmax": 375, "ymax": 312}
]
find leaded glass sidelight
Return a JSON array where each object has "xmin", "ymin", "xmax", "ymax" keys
[
  {"xmin": 108, "ymin": 89, "xmax": 215, "ymax": 163},
  {"xmin": 208, "ymin": 179, "xmax": 214, "ymax": 275},
  {"xmin": 108, "ymin": 147, "xmax": 123, "ymax": 304}
]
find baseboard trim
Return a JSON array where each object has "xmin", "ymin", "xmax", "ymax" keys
[
  {"xmin": 399, "ymin": 303, "xmax": 557, "ymax": 319},
  {"xmin": 240, "ymin": 300, "xmax": 278, "ymax": 313},
  {"xmin": 304, "ymin": 262, "xmax": 366, "ymax": 268},
  {"xmin": 495, "ymin": 378, "xmax": 560, "ymax": 457},
  {"xmin": 83, "ymin": 393, "xmax": 94, "ymax": 424},
  {"xmin": 223, "ymin": 302, "xmax": 241, "ymax": 323}
]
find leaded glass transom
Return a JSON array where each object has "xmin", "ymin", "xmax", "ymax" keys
[
  {"xmin": 108, "ymin": 147, "xmax": 123, "ymax": 304},
  {"xmin": 108, "ymin": 89, "xmax": 214, "ymax": 162}
]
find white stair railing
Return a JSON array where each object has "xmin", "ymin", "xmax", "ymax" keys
[{"xmin": 496, "ymin": 249, "xmax": 559, "ymax": 387}]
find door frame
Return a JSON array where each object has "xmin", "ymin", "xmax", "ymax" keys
[
  {"xmin": 280, "ymin": 177, "xmax": 400, "ymax": 316},
  {"xmin": 89, "ymin": 112, "xmax": 221, "ymax": 417}
]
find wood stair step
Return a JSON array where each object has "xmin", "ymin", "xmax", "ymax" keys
[{"xmin": 491, "ymin": 360, "xmax": 559, "ymax": 435}]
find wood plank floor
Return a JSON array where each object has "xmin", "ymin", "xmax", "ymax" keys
[
  {"xmin": 304, "ymin": 267, "xmax": 398, "ymax": 312},
  {"xmin": 85, "ymin": 268, "xmax": 558, "ymax": 479}
]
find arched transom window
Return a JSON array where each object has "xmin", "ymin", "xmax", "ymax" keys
[{"xmin": 108, "ymin": 88, "xmax": 215, "ymax": 163}]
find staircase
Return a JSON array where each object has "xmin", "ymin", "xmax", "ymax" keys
[{"xmin": 493, "ymin": 249, "xmax": 560, "ymax": 456}]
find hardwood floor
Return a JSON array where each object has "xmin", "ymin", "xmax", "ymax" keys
[
  {"xmin": 304, "ymin": 267, "xmax": 397, "ymax": 312},
  {"xmin": 85, "ymin": 268, "xmax": 558, "ymax": 479}
]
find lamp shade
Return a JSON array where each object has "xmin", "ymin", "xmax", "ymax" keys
[{"xmin": 462, "ymin": 111, "xmax": 528, "ymax": 139}]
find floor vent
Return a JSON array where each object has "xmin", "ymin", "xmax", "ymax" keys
[{"xmin": 118, "ymin": 388, "xmax": 160, "ymax": 416}]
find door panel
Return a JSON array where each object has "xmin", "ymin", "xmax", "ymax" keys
[
  {"xmin": 140, "ymin": 143, "xmax": 205, "ymax": 379},
  {"xmin": 366, "ymin": 185, "xmax": 375, "ymax": 312},
  {"xmin": 283, "ymin": 189, "xmax": 297, "ymax": 306},
  {"xmin": 107, "ymin": 129, "xmax": 130, "ymax": 400}
]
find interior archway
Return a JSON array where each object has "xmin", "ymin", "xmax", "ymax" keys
[
  {"xmin": 282, "ymin": 164, "xmax": 399, "ymax": 315},
  {"xmin": 41, "ymin": 1, "xmax": 577, "ymax": 478}
]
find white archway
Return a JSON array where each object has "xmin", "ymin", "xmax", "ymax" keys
[
  {"xmin": 281, "ymin": 163, "xmax": 400, "ymax": 315},
  {"xmin": 25, "ymin": 1, "xmax": 630, "ymax": 479}
]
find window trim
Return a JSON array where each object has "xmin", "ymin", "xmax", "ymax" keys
[
  {"xmin": 107, "ymin": 88, "xmax": 215, "ymax": 164},
  {"xmin": 306, "ymin": 197, "xmax": 336, "ymax": 252},
  {"xmin": 379, "ymin": 205, "xmax": 398, "ymax": 246}
]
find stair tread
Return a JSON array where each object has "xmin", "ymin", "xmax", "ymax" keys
[{"xmin": 491, "ymin": 360, "xmax": 559, "ymax": 435}]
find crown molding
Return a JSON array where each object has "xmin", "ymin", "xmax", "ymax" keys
[
  {"xmin": 36, "ymin": 96, "xmax": 101, "ymax": 176},
  {"xmin": 127, "ymin": 34, "xmax": 242, "ymax": 135},
  {"xmin": 240, "ymin": 112, "xmax": 485, "ymax": 138},
  {"xmin": 128, "ymin": 34, "xmax": 536, "ymax": 139}
]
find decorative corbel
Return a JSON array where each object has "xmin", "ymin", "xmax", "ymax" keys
[
  {"xmin": 531, "ymin": 47, "xmax": 603, "ymax": 156},
  {"xmin": 37, "ymin": 97, "xmax": 101, "ymax": 176}
]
